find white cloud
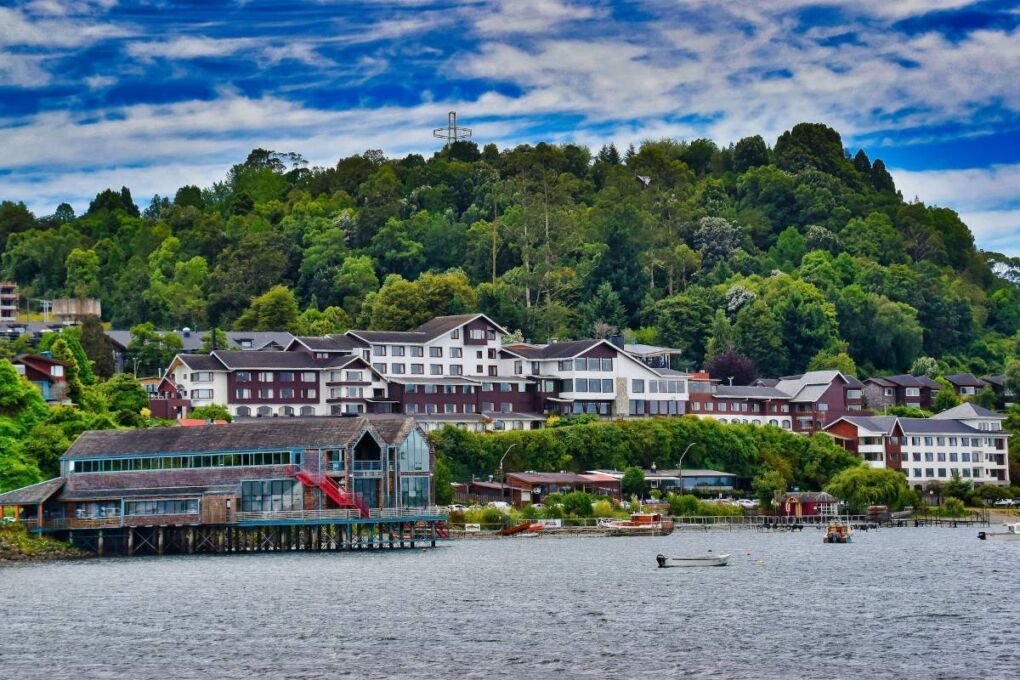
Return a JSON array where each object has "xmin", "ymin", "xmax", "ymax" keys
[
  {"xmin": 473, "ymin": 0, "xmax": 600, "ymax": 35},
  {"xmin": 0, "ymin": 6, "xmax": 130, "ymax": 48},
  {"xmin": 125, "ymin": 36, "xmax": 259, "ymax": 61},
  {"xmin": 0, "ymin": 52, "xmax": 51, "ymax": 87}
]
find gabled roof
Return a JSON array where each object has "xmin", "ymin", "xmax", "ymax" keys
[
  {"xmin": 779, "ymin": 491, "xmax": 837, "ymax": 502},
  {"xmin": 624, "ymin": 343, "xmax": 682, "ymax": 357},
  {"xmin": 286, "ymin": 335, "xmax": 361, "ymax": 352},
  {"xmin": 945, "ymin": 373, "xmax": 987, "ymax": 388},
  {"xmin": 501, "ymin": 339, "xmax": 608, "ymax": 360},
  {"xmin": 172, "ymin": 354, "xmax": 225, "ymax": 371},
  {"xmin": 714, "ymin": 385, "xmax": 790, "ymax": 400},
  {"xmin": 896, "ymin": 417, "xmax": 993, "ymax": 435},
  {"xmin": 209, "ymin": 350, "xmax": 353, "ymax": 370},
  {"xmin": 774, "ymin": 370, "xmax": 851, "ymax": 402},
  {"xmin": 0, "ymin": 477, "xmax": 65, "ymax": 505},
  {"xmin": 13, "ymin": 353, "xmax": 69, "ymax": 368},
  {"xmin": 825, "ymin": 415, "xmax": 897, "ymax": 435},
  {"xmin": 931, "ymin": 402, "xmax": 1005, "ymax": 420},
  {"xmin": 981, "ymin": 374, "xmax": 1005, "ymax": 388},
  {"xmin": 62, "ymin": 415, "xmax": 420, "ymax": 459},
  {"xmin": 347, "ymin": 314, "xmax": 508, "ymax": 345},
  {"xmin": 107, "ymin": 329, "xmax": 296, "ymax": 352}
]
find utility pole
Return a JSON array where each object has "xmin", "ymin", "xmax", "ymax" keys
[{"xmin": 433, "ymin": 111, "xmax": 472, "ymax": 148}]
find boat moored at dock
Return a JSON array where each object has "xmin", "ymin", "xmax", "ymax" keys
[
  {"xmin": 823, "ymin": 521, "xmax": 853, "ymax": 543},
  {"xmin": 978, "ymin": 523, "xmax": 1020, "ymax": 540},
  {"xmin": 600, "ymin": 512, "xmax": 674, "ymax": 536}
]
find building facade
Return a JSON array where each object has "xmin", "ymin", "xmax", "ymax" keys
[
  {"xmin": 863, "ymin": 374, "xmax": 941, "ymax": 411},
  {"xmin": 824, "ymin": 403, "xmax": 1011, "ymax": 488},
  {"xmin": 0, "ymin": 281, "xmax": 16, "ymax": 321}
]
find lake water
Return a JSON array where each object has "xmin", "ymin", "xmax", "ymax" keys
[{"xmin": 1, "ymin": 527, "xmax": 1018, "ymax": 679}]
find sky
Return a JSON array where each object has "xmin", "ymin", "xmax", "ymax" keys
[{"xmin": 1, "ymin": 0, "xmax": 1018, "ymax": 255}]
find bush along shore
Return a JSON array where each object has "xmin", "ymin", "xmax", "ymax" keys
[{"xmin": 0, "ymin": 523, "xmax": 90, "ymax": 564}]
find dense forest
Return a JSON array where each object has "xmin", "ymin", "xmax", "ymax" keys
[{"xmin": 2, "ymin": 122, "xmax": 1019, "ymax": 380}]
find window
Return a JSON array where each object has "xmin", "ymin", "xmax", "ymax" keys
[
  {"xmin": 305, "ymin": 388, "xmax": 317, "ymax": 399},
  {"xmin": 429, "ymin": 347, "xmax": 443, "ymax": 358},
  {"xmin": 532, "ymin": 362, "xmax": 540, "ymax": 374},
  {"xmin": 451, "ymin": 347, "xmax": 462, "ymax": 359},
  {"xmin": 962, "ymin": 452, "xmax": 971, "ymax": 462},
  {"xmin": 278, "ymin": 372, "xmax": 294, "ymax": 382},
  {"xmin": 925, "ymin": 452, "xmax": 934, "ymax": 462},
  {"xmin": 587, "ymin": 358, "xmax": 600, "ymax": 371},
  {"xmin": 451, "ymin": 328, "xmax": 460, "ymax": 339},
  {"xmin": 912, "ymin": 452, "xmax": 921, "ymax": 461},
  {"xmin": 514, "ymin": 360, "xmax": 523, "ymax": 375},
  {"xmin": 487, "ymin": 330, "xmax": 496, "ymax": 341},
  {"xmin": 576, "ymin": 378, "xmax": 588, "ymax": 392},
  {"xmin": 192, "ymin": 389, "xmax": 213, "ymax": 399},
  {"xmin": 847, "ymin": 389, "xmax": 862, "ymax": 399},
  {"xmin": 258, "ymin": 388, "xmax": 274, "ymax": 399},
  {"xmin": 817, "ymin": 403, "xmax": 828, "ymax": 412},
  {"xmin": 718, "ymin": 403, "xmax": 727, "ymax": 412},
  {"xmin": 470, "ymin": 329, "xmax": 484, "ymax": 340},
  {"xmin": 937, "ymin": 452, "xmax": 946, "ymax": 462},
  {"xmin": 632, "ymin": 379, "xmax": 645, "ymax": 394},
  {"xmin": 236, "ymin": 388, "xmax": 252, "ymax": 399},
  {"xmin": 905, "ymin": 387, "xmax": 920, "ymax": 397},
  {"xmin": 601, "ymin": 358, "xmax": 613, "ymax": 371},
  {"xmin": 449, "ymin": 365, "xmax": 463, "ymax": 376},
  {"xmin": 602, "ymin": 379, "xmax": 613, "ymax": 392},
  {"xmin": 411, "ymin": 364, "xmax": 424, "ymax": 375},
  {"xmin": 373, "ymin": 345, "xmax": 387, "ymax": 356},
  {"xmin": 925, "ymin": 468, "xmax": 934, "ymax": 478},
  {"xmin": 561, "ymin": 379, "xmax": 573, "ymax": 392},
  {"xmin": 464, "ymin": 403, "xmax": 476, "ymax": 413},
  {"xmin": 924, "ymin": 437, "xmax": 934, "ymax": 446},
  {"xmin": 301, "ymin": 372, "xmax": 316, "ymax": 382},
  {"xmin": 391, "ymin": 363, "xmax": 406, "ymax": 375},
  {"xmin": 424, "ymin": 384, "xmax": 438, "ymax": 394},
  {"xmin": 938, "ymin": 468, "xmax": 947, "ymax": 478},
  {"xmin": 705, "ymin": 401, "xmax": 714, "ymax": 411},
  {"xmin": 410, "ymin": 346, "xmax": 424, "ymax": 357},
  {"xmin": 125, "ymin": 499, "xmax": 199, "ymax": 516},
  {"xmin": 405, "ymin": 403, "xmax": 418, "ymax": 414},
  {"xmin": 279, "ymin": 388, "xmax": 295, "ymax": 399},
  {"xmin": 346, "ymin": 371, "xmax": 363, "ymax": 382},
  {"xmin": 936, "ymin": 437, "xmax": 945, "ymax": 446},
  {"xmin": 692, "ymin": 402, "xmax": 701, "ymax": 411},
  {"xmin": 191, "ymin": 372, "xmax": 213, "ymax": 382},
  {"xmin": 405, "ymin": 384, "xmax": 418, "ymax": 393},
  {"xmin": 949, "ymin": 452, "xmax": 958, "ymax": 462},
  {"xmin": 50, "ymin": 365, "xmax": 64, "ymax": 377},
  {"xmin": 445, "ymin": 403, "xmax": 456, "ymax": 414},
  {"xmin": 373, "ymin": 363, "xmax": 387, "ymax": 374},
  {"xmin": 430, "ymin": 364, "xmax": 443, "ymax": 375},
  {"xmin": 575, "ymin": 358, "xmax": 586, "ymax": 371},
  {"xmin": 962, "ymin": 468, "xmax": 971, "ymax": 478},
  {"xmin": 500, "ymin": 402, "xmax": 512, "ymax": 413},
  {"xmin": 236, "ymin": 371, "xmax": 251, "ymax": 383},
  {"xmin": 257, "ymin": 372, "xmax": 273, "ymax": 382},
  {"xmin": 499, "ymin": 383, "xmax": 513, "ymax": 392}
]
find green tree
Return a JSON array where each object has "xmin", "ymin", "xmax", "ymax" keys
[
  {"xmin": 234, "ymin": 285, "xmax": 301, "ymax": 332},
  {"xmin": 807, "ymin": 348, "xmax": 857, "ymax": 376},
  {"xmin": 621, "ymin": 466, "xmax": 645, "ymax": 498},
  {"xmin": 732, "ymin": 135, "xmax": 769, "ymax": 173},
  {"xmin": 64, "ymin": 247, "xmax": 101, "ymax": 298},
  {"xmin": 769, "ymin": 226, "xmax": 807, "ymax": 271},
  {"xmin": 189, "ymin": 404, "xmax": 233, "ymax": 422},
  {"xmin": 127, "ymin": 323, "xmax": 184, "ymax": 376},
  {"xmin": 334, "ymin": 255, "xmax": 380, "ymax": 318},
  {"xmin": 50, "ymin": 338, "xmax": 84, "ymax": 403},
  {"xmin": 824, "ymin": 465, "xmax": 908, "ymax": 513},
  {"xmin": 910, "ymin": 356, "xmax": 939, "ymax": 378},
  {"xmin": 561, "ymin": 491, "xmax": 594, "ymax": 517},
  {"xmin": 78, "ymin": 317, "xmax": 115, "ymax": 379},
  {"xmin": 752, "ymin": 470, "xmax": 787, "ymax": 508},
  {"xmin": 933, "ymin": 378, "xmax": 961, "ymax": 412},
  {"xmin": 101, "ymin": 373, "xmax": 149, "ymax": 426},
  {"xmin": 581, "ymin": 283, "xmax": 627, "ymax": 337}
]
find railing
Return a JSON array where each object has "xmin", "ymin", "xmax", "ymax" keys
[
  {"xmin": 234, "ymin": 507, "xmax": 446, "ymax": 523},
  {"xmin": 45, "ymin": 517, "xmax": 124, "ymax": 530},
  {"xmin": 352, "ymin": 461, "xmax": 383, "ymax": 472}
]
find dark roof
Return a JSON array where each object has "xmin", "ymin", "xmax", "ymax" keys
[
  {"xmin": 844, "ymin": 375, "xmax": 865, "ymax": 388},
  {"xmin": 414, "ymin": 313, "xmax": 507, "ymax": 337},
  {"xmin": 13, "ymin": 353, "xmax": 69, "ymax": 367},
  {"xmin": 754, "ymin": 378, "xmax": 780, "ymax": 387},
  {"xmin": 174, "ymin": 354, "xmax": 224, "ymax": 371},
  {"xmin": 504, "ymin": 339, "xmax": 610, "ymax": 360},
  {"xmin": 347, "ymin": 329, "xmax": 429, "ymax": 344},
  {"xmin": 981, "ymin": 375, "xmax": 1005, "ymax": 388},
  {"xmin": 827, "ymin": 415, "xmax": 897, "ymax": 434},
  {"xmin": 62, "ymin": 415, "xmax": 420, "ymax": 459},
  {"xmin": 866, "ymin": 377, "xmax": 896, "ymax": 387},
  {"xmin": 289, "ymin": 335, "xmax": 361, "ymax": 352},
  {"xmin": 0, "ymin": 477, "xmax": 65, "ymax": 505},
  {"xmin": 210, "ymin": 350, "xmax": 353, "ymax": 370},
  {"xmin": 107, "ymin": 329, "xmax": 295, "ymax": 353},
  {"xmin": 945, "ymin": 373, "xmax": 987, "ymax": 387},
  {"xmin": 714, "ymin": 385, "xmax": 790, "ymax": 400},
  {"xmin": 59, "ymin": 485, "xmax": 230, "ymax": 501},
  {"xmin": 896, "ymin": 417, "xmax": 989, "ymax": 435},
  {"xmin": 505, "ymin": 471, "xmax": 595, "ymax": 484}
]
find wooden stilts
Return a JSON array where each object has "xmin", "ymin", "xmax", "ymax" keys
[
  {"xmin": 97, "ymin": 530, "xmax": 104, "ymax": 556},
  {"xmin": 128, "ymin": 527, "xmax": 134, "ymax": 555},
  {"xmin": 158, "ymin": 527, "xmax": 164, "ymax": 555}
]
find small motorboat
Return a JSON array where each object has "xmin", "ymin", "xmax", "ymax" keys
[
  {"xmin": 656, "ymin": 552, "xmax": 730, "ymax": 568},
  {"xmin": 823, "ymin": 521, "xmax": 853, "ymax": 543},
  {"xmin": 978, "ymin": 523, "xmax": 1020, "ymax": 540},
  {"xmin": 600, "ymin": 512, "xmax": 675, "ymax": 536}
]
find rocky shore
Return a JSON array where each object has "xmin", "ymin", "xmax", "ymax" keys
[{"xmin": 0, "ymin": 523, "xmax": 90, "ymax": 565}]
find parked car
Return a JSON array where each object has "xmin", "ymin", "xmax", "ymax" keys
[
  {"xmin": 448, "ymin": 504, "xmax": 467, "ymax": 512},
  {"xmin": 486, "ymin": 501, "xmax": 512, "ymax": 510},
  {"xmin": 993, "ymin": 499, "xmax": 1017, "ymax": 508}
]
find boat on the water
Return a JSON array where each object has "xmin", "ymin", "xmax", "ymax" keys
[
  {"xmin": 823, "ymin": 521, "xmax": 853, "ymax": 543},
  {"xmin": 978, "ymin": 523, "xmax": 1020, "ymax": 540},
  {"xmin": 656, "ymin": 552, "xmax": 730, "ymax": 567},
  {"xmin": 600, "ymin": 512, "xmax": 674, "ymax": 536}
]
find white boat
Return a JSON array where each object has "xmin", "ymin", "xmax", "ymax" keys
[
  {"xmin": 600, "ymin": 513, "xmax": 675, "ymax": 536},
  {"xmin": 656, "ymin": 552, "xmax": 730, "ymax": 567},
  {"xmin": 978, "ymin": 523, "xmax": 1020, "ymax": 540}
]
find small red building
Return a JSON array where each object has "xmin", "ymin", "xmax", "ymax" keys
[
  {"xmin": 12, "ymin": 353, "xmax": 69, "ymax": 403},
  {"xmin": 776, "ymin": 491, "xmax": 840, "ymax": 517}
]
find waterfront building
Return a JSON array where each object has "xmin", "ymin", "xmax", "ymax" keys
[
  {"xmin": 0, "ymin": 281, "xmax": 16, "ymax": 321},
  {"xmin": 503, "ymin": 471, "xmax": 621, "ymax": 506},
  {"xmin": 776, "ymin": 491, "xmax": 840, "ymax": 518},
  {"xmin": 823, "ymin": 403, "xmax": 1011, "ymax": 488},
  {"xmin": 592, "ymin": 468, "xmax": 736, "ymax": 496},
  {"xmin": 0, "ymin": 416, "xmax": 445, "ymax": 555}
]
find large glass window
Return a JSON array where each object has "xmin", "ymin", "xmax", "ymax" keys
[
  {"xmin": 240, "ymin": 479, "xmax": 303, "ymax": 513},
  {"xmin": 124, "ymin": 499, "xmax": 199, "ymax": 516},
  {"xmin": 400, "ymin": 477, "xmax": 430, "ymax": 507},
  {"xmin": 70, "ymin": 451, "xmax": 296, "ymax": 473}
]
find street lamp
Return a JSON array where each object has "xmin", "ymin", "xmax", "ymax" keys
[
  {"xmin": 499, "ymin": 443, "xmax": 517, "ymax": 503},
  {"xmin": 678, "ymin": 442, "xmax": 695, "ymax": 497}
]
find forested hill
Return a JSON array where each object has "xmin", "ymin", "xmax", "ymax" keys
[{"xmin": 1, "ymin": 122, "xmax": 1018, "ymax": 380}]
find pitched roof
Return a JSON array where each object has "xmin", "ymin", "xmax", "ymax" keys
[
  {"xmin": 210, "ymin": 350, "xmax": 354, "ymax": 370},
  {"xmin": 0, "ymin": 477, "xmax": 65, "ymax": 505},
  {"xmin": 288, "ymin": 335, "xmax": 361, "ymax": 352},
  {"xmin": 624, "ymin": 343, "xmax": 682, "ymax": 357},
  {"xmin": 774, "ymin": 370, "xmax": 852, "ymax": 402},
  {"xmin": 173, "ymin": 354, "xmax": 225, "ymax": 371},
  {"xmin": 107, "ymin": 329, "xmax": 296, "ymax": 352},
  {"xmin": 826, "ymin": 415, "xmax": 897, "ymax": 434},
  {"xmin": 895, "ymin": 417, "xmax": 991, "ymax": 435},
  {"xmin": 779, "ymin": 491, "xmax": 837, "ymax": 502},
  {"xmin": 714, "ymin": 385, "xmax": 790, "ymax": 400},
  {"xmin": 931, "ymin": 402, "xmax": 1005, "ymax": 420},
  {"xmin": 945, "ymin": 373, "xmax": 987, "ymax": 388},
  {"xmin": 347, "ymin": 314, "xmax": 507, "ymax": 345},
  {"xmin": 62, "ymin": 415, "xmax": 421, "ymax": 459},
  {"xmin": 981, "ymin": 374, "xmax": 1005, "ymax": 388},
  {"xmin": 501, "ymin": 339, "xmax": 607, "ymax": 360}
]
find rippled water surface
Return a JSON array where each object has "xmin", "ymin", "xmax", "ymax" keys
[{"xmin": 2, "ymin": 527, "xmax": 1019, "ymax": 679}]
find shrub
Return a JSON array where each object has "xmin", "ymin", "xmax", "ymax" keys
[
  {"xmin": 941, "ymin": 497, "xmax": 967, "ymax": 517},
  {"xmin": 561, "ymin": 491, "xmax": 594, "ymax": 517}
]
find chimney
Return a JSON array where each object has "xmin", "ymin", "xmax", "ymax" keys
[{"xmin": 609, "ymin": 334, "xmax": 625, "ymax": 350}]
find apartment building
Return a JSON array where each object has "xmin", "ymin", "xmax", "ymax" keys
[
  {"xmin": 0, "ymin": 281, "xmax": 16, "ymax": 321},
  {"xmin": 863, "ymin": 374, "xmax": 941, "ymax": 411},
  {"xmin": 824, "ymin": 403, "xmax": 1010, "ymax": 487}
]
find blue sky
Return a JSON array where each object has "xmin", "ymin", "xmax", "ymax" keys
[{"xmin": 1, "ymin": 0, "xmax": 1018, "ymax": 255}]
